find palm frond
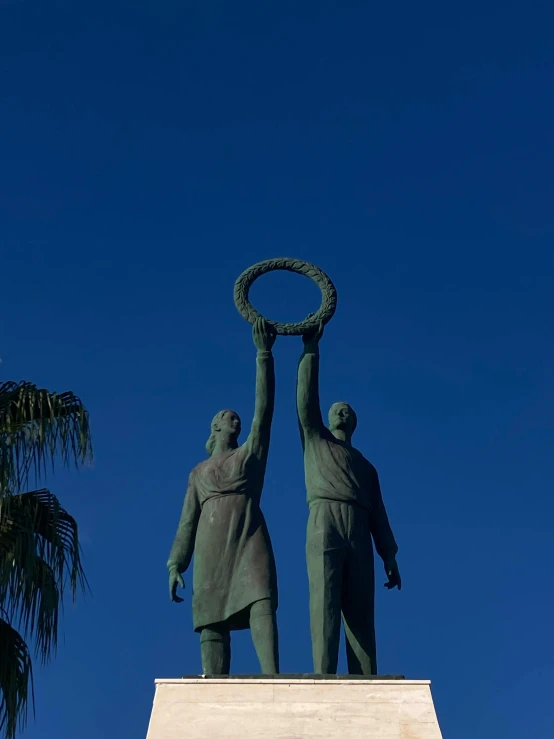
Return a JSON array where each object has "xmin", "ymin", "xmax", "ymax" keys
[
  {"xmin": 0, "ymin": 615, "xmax": 33, "ymax": 739},
  {"xmin": 0, "ymin": 381, "xmax": 92, "ymax": 496},
  {"xmin": 0, "ymin": 555, "xmax": 59, "ymax": 663},
  {"xmin": 0, "ymin": 490, "xmax": 86, "ymax": 664}
]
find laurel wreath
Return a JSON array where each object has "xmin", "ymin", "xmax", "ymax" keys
[{"xmin": 233, "ymin": 258, "xmax": 337, "ymax": 336}]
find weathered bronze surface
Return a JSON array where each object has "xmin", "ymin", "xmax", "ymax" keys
[
  {"xmin": 167, "ymin": 319, "xmax": 279, "ymax": 675},
  {"xmin": 234, "ymin": 257, "xmax": 337, "ymax": 335},
  {"xmin": 297, "ymin": 322, "xmax": 401, "ymax": 675},
  {"xmin": 167, "ymin": 260, "xmax": 401, "ymax": 677}
]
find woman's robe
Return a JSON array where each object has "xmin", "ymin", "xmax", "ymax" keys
[{"xmin": 167, "ymin": 351, "xmax": 277, "ymax": 631}]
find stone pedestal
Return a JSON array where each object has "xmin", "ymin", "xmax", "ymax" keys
[{"xmin": 146, "ymin": 676, "xmax": 443, "ymax": 738}]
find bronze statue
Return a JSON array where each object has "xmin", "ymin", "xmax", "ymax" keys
[
  {"xmin": 167, "ymin": 257, "xmax": 401, "ymax": 677},
  {"xmin": 167, "ymin": 318, "xmax": 279, "ymax": 675},
  {"xmin": 297, "ymin": 322, "xmax": 401, "ymax": 675}
]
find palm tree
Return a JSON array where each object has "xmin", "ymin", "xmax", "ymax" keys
[{"xmin": 0, "ymin": 381, "xmax": 92, "ymax": 739}]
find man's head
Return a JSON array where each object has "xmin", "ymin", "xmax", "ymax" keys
[{"xmin": 328, "ymin": 402, "xmax": 357, "ymax": 436}]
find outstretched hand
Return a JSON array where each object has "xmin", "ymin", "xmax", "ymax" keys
[
  {"xmin": 169, "ymin": 566, "xmax": 185, "ymax": 603},
  {"xmin": 253, "ymin": 317, "xmax": 277, "ymax": 352},
  {"xmin": 302, "ymin": 321, "xmax": 324, "ymax": 349},
  {"xmin": 384, "ymin": 558, "xmax": 402, "ymax": 591}
]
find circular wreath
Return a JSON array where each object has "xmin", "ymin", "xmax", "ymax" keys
[{"xmin": 233, "ymin": 258, "xmax": 338, "ymax": 336}]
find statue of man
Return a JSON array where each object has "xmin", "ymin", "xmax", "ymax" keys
[
  {"xmin": 296, "ymin": 323, "xmax": 401, "ymax": 675},
  {"xmin": 167, "ymin": 318, "xmax": 279, "ymax": 675}
]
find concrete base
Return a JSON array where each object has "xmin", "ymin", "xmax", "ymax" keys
[{"xmin": 146, "ymin": 676, "xmax": 443, "ymax": 738}]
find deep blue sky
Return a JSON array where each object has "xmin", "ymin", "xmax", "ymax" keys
[{"xmin": 2, "ymin": 1, "xmax": 553, "ymax": 737}]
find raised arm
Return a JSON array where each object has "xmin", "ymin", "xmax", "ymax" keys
[
  {"xmin": 297, "ymin": 323, "xmax": 325, "ymax": 441},
  {"xmin": 247, "ymin": 318, "xmax": 276, "ymax": 459},
  {"xmin": 167, "ymin": 471, "xmax": 201, "ymax": 601}
]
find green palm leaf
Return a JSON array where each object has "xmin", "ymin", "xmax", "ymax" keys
[
  {"xmin": 0, "ymin": 489, "xmax": 86, "ymax": 663},
  {"xmin": 0, "ymin": 377, "xmax": 91, "ymax": 738},
  {"xmin": 0, "ymin": 381, "xmax": 92, "ymax": 496},
  {"xmin": 0, "ymin": 615, "xmax": 33, "ymax": 739}
]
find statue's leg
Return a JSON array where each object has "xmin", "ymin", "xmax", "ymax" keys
[
  {"xmin": 249, "ymin": 598, "xmax": 279, "ymax": 674},
  {"xmin": 341, "ymin": 515, "xmax": 377, "ymax": 675},
  {"xmin": 342, "ymin": 611, "xmax": 377, "ymax": 675},
  {"xmin": 306, "ymin": 503, "xmax": 344, "ymax": 674},
  {"xmin": 200, "ymin": 624, "xmax": 231, "ymax": 675}
]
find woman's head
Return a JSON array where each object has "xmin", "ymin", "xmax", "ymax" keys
[{"xmin": 205, "ymin": 409, "xmax": 242, "ymax": 455}]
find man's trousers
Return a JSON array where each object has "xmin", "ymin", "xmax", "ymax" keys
[{"xmin": 306, "ymin": 499, "xmax": 377, "ymax": 675}]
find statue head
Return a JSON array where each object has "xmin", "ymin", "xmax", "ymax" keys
[
  {"xmin": 206, "ymin": 409, "xmax": 242, "ymax": 456},
  {"xmin": 328, "ymin": 402, "xmax": 357, "ymax": 436}
]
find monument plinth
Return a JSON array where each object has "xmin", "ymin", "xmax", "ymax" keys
[{"xmin": 146, "ymin": 676, "xmax": 443, "ymax": 739}]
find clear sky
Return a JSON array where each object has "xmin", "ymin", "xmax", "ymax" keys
[{"xmin": 2, "ymin": 1, "xmax": 553, "ymax": 738}]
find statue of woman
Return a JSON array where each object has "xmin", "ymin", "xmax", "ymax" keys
[{"xmin": 167, "ymin": 318, "xmax": 279, "ymax": 674}]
